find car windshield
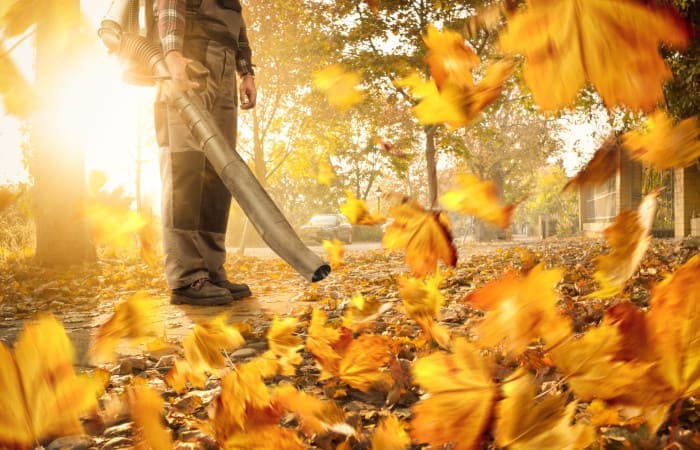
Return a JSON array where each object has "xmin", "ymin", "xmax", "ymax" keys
[{"xmin": 309, "ymin": 215, "xmax": 338, "ymax": 225}]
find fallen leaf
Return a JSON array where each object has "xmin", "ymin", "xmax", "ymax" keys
[
  {"xmin": 440, "ymin": 173, "xmax": 518, "ymax": 229},
  {"xmin": 411, "ymin": 338, "xmax": 496, "ymax": 450},
  {"xmin": 382, "ymin": 200, "xmax": 457, "ymax": 277},
  {"xmin": 499, "ymin": 0, "xmax": 691, "ymax": 111},
  {"xmin": 622, "ymin": 111, "xmax": 700, "ymax": 170}
]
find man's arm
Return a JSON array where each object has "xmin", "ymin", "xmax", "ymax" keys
[
  {"xmin": 237, "ymin": 19, "xmax": 256, "ymax": 109},
  {"xmin": 158, "ymin": 0, "xmax": 197, "ymax": 92}
]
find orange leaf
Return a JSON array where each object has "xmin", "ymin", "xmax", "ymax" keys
[
  {"xmin": 647, "ymin": 255, "xmax": 700, "ymax": 399},
  {"xmin": 342, "ymin": 292, "xmax": 391, "ymax": 332},
  {"xmin": 183, "ymin": 314, "xmax": 245, "ymax": 374},
  {"xmin": 90, "ymin": 291, "xmax": 159, "ymax": 364},
  {"xmin": 590, "ymin": 190, "xmax": 659, "ymax": 298},
  {"xmin": 382, "ymin": 200, "xmax": 457, "ymax": 277},
  {"xmin": 410, "ymin": 338, "xmax": 496, "ymax": 450},
  {"xmin": 499, "ymin": 0, "xmax": 690, "ymax": 112},
  {"xmin": 128, "ymin": 382, "xmax": 173, "ymax": 450},
  {"xmin": 307, "ymin": 309, "xmax": 345, "ymax": 379},
  {"xmin": 563, "ymin": 135, "xmax": 619, "ymax": 192},
  {"xmin": 0, "ymin": 316, "xmax": 104, "ymax": 448},
  {"xmin": 622, "ymin": 111, "xmax": 700, "ymax": 170},
  {"xmin": 322, "ymin": 239, "xmax": 345, "ymax": 270},
  {"xmin": 440, "ymin": 173, "xmax": 517, "ymax": 229},
  {"xmin": 312, "ymin": 64, "xmax": 364, "ymax": 110},
  {"xmin": 464, "ymin": 265, "xmax": 569, "ymax": 353},
  {"xmin": 340, "ymin": 190, "xmax": 386, "ymax": 225},
  {"xmin": 274, "ymin": 385, "xmax": 348, "ymax": 437},
  {"xmin": 371, "ymin": 415, "xmax": 411, "ymax": 450},
  {"xmin": 337, "ymin": 334, "xmax": 392, "ymax": 392},
  {"xmin": 494, "ymin": 372, "xmax": 594, "ymax": 450}
]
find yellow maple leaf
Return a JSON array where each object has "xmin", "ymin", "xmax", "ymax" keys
[
  {"xmin": 184, "ymin": 314, "xmax": 245, "ymax": 374},
  {"xmin": 340, "ymin": 190, "xmax": 386, "ymax": 225},
  {"xmin": 647, "ymin": 255, "xmax": 700, "ymax": 399},
  {"xmin": 398, "ymin": 273, "xmax": 451, "ymax": 348},
  {"xmin": 423, "ymin": 24, "xmax": 480, "ymax": 90},
  {"xmin": 440, "ymin": 173, "xmax": 517, "ymax": 229},
  {"xmin": 464, "ymin": 264, "xmax": 569, "ymax": 353},
  {"xmin": 590, "ymin": 190, "xmax": 659, "ymax": 298},
  {"xmin": 0, "ymin": 315, "xmax": 104, "ymax": 448},
  {"xmin": 410, "ymin": 338, "xmax": 496, "ymax": 450},
  {"xmin": 494, "ymin": 372, "xmax": 594, "ymax": 450},
  {"xmin": 563, "ymin": 135, "xmax": 620, "ymax": 192},
  {"xmin": 549, "ymin": 324, "xmax": 656, "ymax": 402},
  {"xmin": 274, "ymin": 385, "xmax": 348, "ymax": 437},
  {"xmin": 266, "ymin": 316, "xmax": 303, "ymax": 376},
  {"xmin": 337, "ymin": 334, "xmax": 392, "ymax": 392},
  {"xmin": 382, "ymin": 200, "xmax": 457, "ymax": 277},
  {"xmin": 165, "ymin": 358, "xmax": 208, "ymax": 394},
  {"xmin": 342, "ymin": 292, "xmax": 391, "ymax": 331},
  {"xmin": 622, "ymin": 111, "xmax": 700, "ymax": 170},
  {"xmin": 312, "ymin": 64, "xmax": 364, "ymax": 110},
  {"xmin": 90, "ymin": 291, "xmax": 159, "ymax": 364},
  {"xmin": 128, "ymin": 381, "xmax": 173, "ymax": 450},
  {"xmin": 499, "ymin": 0, "xmax": 691, "ymax": 112},
  {"xmin": 322, "ymin": 238, "xmax": 345, "ymax": 269},
  {"xmin": 371, "ymin": 415, "xmax": 411, "ymax": 450},
  {"xmin": 306, "ymin": 309, "xmax": 345, "ymax": 379}
]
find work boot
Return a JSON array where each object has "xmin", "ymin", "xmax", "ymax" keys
[
  {"xmin": 213, "ymin": 280, "xmax": 252, "ymax": 300},
  {"xmin": 171, "ymin": 278, "xmax": 233, "ymax": 306}
]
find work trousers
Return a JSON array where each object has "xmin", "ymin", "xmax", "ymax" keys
[{"xmin": 158, "ymin": 38, "xmax": 238, "ymax": 289}]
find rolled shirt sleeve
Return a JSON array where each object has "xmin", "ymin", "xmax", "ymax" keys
[{"xmin": 157, "ymin": 0, "xmax": 186, "ymax": 55}]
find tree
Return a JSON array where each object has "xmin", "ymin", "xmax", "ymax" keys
[{"xmin": 0, "ymin": 0, "xmax": 95, "ymax": 265}]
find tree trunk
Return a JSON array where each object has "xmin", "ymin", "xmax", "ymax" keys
[
  {"xmin": 424, "ymin": 125, "xmax": 438, "ymax": 207},
  {"xmin": 32, "ymin": 0, "xmax": 95, "ymax": 265}
]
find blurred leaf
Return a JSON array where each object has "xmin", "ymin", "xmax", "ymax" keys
[
  {"xmin": 128, "ymin": 381, "xmax": 173, "ymax": 450},
  {"xmin": 590, "ymin": 190, "xmax": 659, "ymax": 298},
  {"xmin": 183, "ymin": 314, "xmax": 245, "ymax": 374},
  {"xmin": 266, "ymin": 316, "xmax": 303, "ymax": 376},
  {"xmin": 622, "ymin": 111, "xmax": 700, "ymax": 170},
  {"xmin": 423, "ymin": 24, "xmax": 480, "ymax": 90},
  {"xmin": 382, "ymin": 200, "xmax": 456, "ymax": 277},
  {"xmin": 0, "ymin": 38, "xmax": 34, "ymax": 118},
  {"xmin": 499, "ymin": 0, "xmax": 691, "ymax": 112},
  {"xmin": 317, "ymin": 158, "xmax": 336, "ymax": 186},
  {"xmin": 0, "ymin": 186, "xmax": 20, "ymax": 213},
  {"xmin": 340, "ymin": 190, "xmax": 386, "ymax": 225},
  {"xmin": 312, "ymin": 64, "xmax": 363, "ymax": 110},
  {"xmin": 322, "ymin": 238, "xmax": 345, "ymax": 270},
  {"xmin": 274, "ymin": 385, "xmax": 347, "ymax": 437},
  {"xmin": 398, "ymin": 272, "xmax": 451, "ymax": 349},
  {"xmin": 371, "ymin": 415, "xmax": 411, "ymax": 450},
  {"xmin": 0, "ymin": 315, "xmax": 103, "ymax": 448},
  {"xmin": 342, "ymin": 292, "xmax": 390, "ymax": 332},
  {"xmin": 563, "ymin": 135, "xmax": 619, "ymax": 192},
  {"xmin": 410, "ymin": 338, "xmax": 496, "ymax": 450},
  {"xmin": 440, "ymin": 172, "xmax": 518, "ymax": 229}
]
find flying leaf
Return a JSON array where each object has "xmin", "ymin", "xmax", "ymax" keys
[
  {"xmin": 423, "ymin": 24, "xmax": 480, "ymax": 90},
  {"xmin": 382, "ymin": 200, "xmax": 457, "ymax": 277},
  {"xmin": 312, "ymin": 64, "xmax": 364, "ymax": 110},
  {"xmin": 647, "ymin": 255, "xmax": 700, "ymax": 399},
  {"xmin": 307, "ymin": 309, "xmax": 345, "ymax": 380},
  {"xmin": 563, "ymin": 135, "xmax": 620, "ymax": 192},
  {"xmin": 372, "ymin": 137, "xmax": 411, "ymax": 158},
  {"xmin": 398, "ymin": 273, "xmax": 451, "ymax": 348},
  {"xmin": 317, "ymin": 158, "xmax": 336, "ymax": 186},
  {"xmin": 411, "ymin": 338, "xmax": 496, "ymax": 450},
  {"xmin": 0, "ymin": 315, "xmax": 104, "ymax": 448},
  {"xmin": 342, "ymin": 292, "xmax": 391, "ymax": 332},
  {"xmin": 499, "ymin": 0, "xmax": 691, "ymax": 112},
  {"xmin": 622, "ymin": 111, "xmax": 700, "ymax": 170},
  {"xmin": 128, "ymin": 382, "xmax": 173, "ymax": 450},
  {"xmin": 440, "ymin": 173, "xmax": 518, "ymax": 229},
  {"xmin": 139, "ymin": 218, "xmax": 160, "ymax": 269},
  {"xmin": 165, "ymin": 358, "xmax": 207, "ymax": 394},
  {"xmin": 590, "ymin": 190, "xmax": 659, "ymax": 298},
  {"xmin": 322, "ymin": 239, "xmax": 345, "ymax": 269},
  {"xmin": 463, "ymin": 265, "xmax": 569, "ymax": 353},
  {"xmin": 494, "ymin": 372, "xmax": 594, "ymax": 450},
  {"xmin": 371, "ymin": 415, "xmax": 411, "ymax": 450},
  {"xmin": 90, "ymin": 291, "xmax": 159, "ymax": 364},
  {"xmin": 274, "ymin": 385, "xmax": 348, "ymax": 437},
  {"xmin": 337, "ymin": 334, "xmax": 392, "ymax": 392},
  {"xmin": 0, "ymin": 39, "xmax": 34, "ymax": 118},
  {"xmin": 340, "ymin": 190, "xmax": 386, "ymax": 225},
  {"xmin": 183, "ymin": 314, "xmax": 245, "ymax": 374},
  {"xmin": 266, "ymin": 316, "xmax": 303, "ymax": 376}
]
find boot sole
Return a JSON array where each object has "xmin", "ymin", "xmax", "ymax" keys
[
  {"xmin": 230, "ymin": 287, "xmax": 252, "ymax": 300},
  {"xmin": 170, "ymin": 293, "xmax": 234, "ymax": 306}
]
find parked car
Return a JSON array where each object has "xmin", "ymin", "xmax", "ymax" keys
[{"xmin": 299, "ymin": 214, "xmax": 353, "ymax": 244}]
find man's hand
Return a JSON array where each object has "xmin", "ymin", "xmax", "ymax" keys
[
  {"xmin": 239, "ymin": 75, "xmax": 257, "ymax": 109},
  {"xmin": 164, "ymin": 51, "xmax": 200, "ymax": 93}
]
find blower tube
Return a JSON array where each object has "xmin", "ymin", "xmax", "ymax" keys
[{"xmin": 98, "ymin": 5, "xmax": 331, "ymax": 283}]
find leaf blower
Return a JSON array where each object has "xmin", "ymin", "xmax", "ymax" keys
[{"xmin": 98, "ymin": 0, "xmax": 330, "ymax": 283}]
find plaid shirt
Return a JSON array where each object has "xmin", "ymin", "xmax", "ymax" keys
[{"xmin": 157, "ymin": 0, "xmax": 254, "ymax": 76}]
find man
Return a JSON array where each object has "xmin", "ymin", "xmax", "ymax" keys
[{"xmin": 157, "ymin": 0, "xmax": 256, "ymax": 305}]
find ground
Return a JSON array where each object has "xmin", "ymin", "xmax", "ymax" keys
[{"xmin": 0, "ymin": 237, "xmax": 698, "ymax": 449}]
